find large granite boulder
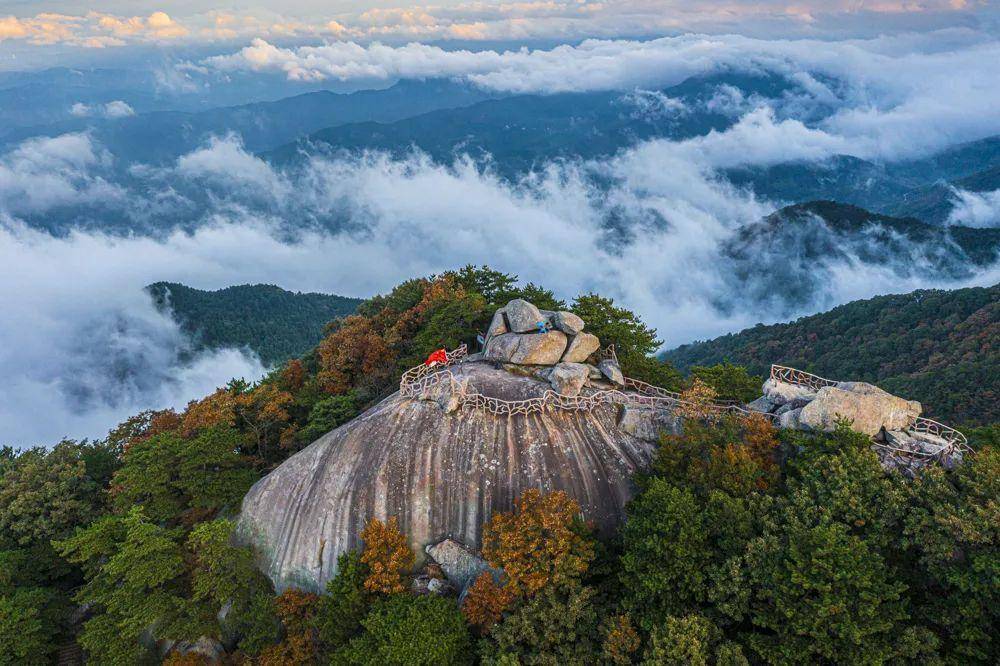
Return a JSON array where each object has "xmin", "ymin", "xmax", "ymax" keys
[
  {"xmin": 553, "ymin": 311, "xmax": 585, "ymax": 335},
  {"xmin": 484, "ymin": 330, "xmax": 568, "ymax": 365},
  {"xmin": 762, "ymin": 378, "xmax": 817, "ymax": 406},
  {"xmin": 504, "ymin": 299, "xmax": 545, "ymax": 333},
  {"xmin": 618, "ymin": 407, "xmax": 682, "ymax": 441},
  {"xmin": 485, "ymin": 310, "xmax": 508, "ymax": 343},
  {"xmin": 798, "ymin": 383, "xmax": 921, "ymax": 436},
  {"xmin": 237, "ymin": 362, "xmax": 658, "ymax": 593},
  {"xmin": 562, "ymin": 332, "xmax": 601, "ymax": 363},
  {"xmin": 548, "ymin": 362, "xmax": 589, "ymax": 396},
  {"xmin": 425, "ymin": 539, "xmax": 495, "ymax": 592},
  {"xmin": 598, "ymin": 359, "xmax": 625, "ymax": 386}
]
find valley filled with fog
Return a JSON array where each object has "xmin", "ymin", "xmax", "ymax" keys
[{"xmin": 2, "ymin": 28, "xmax": 999, "ymax": 446}]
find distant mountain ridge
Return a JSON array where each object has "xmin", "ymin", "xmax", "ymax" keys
[
  {"xmin": 1, "ymin": 79, "xmax": 500, "ymax": 165},
  {"xmin": 147, "ymin": 282, "xmax": 362, "ymax": 365},
  {"xmin": 664, "ymin": 283, "xmax": 1000, "ymax": 425},
  {"xmin": 719, "ymin": 200, "xmax": 1000, "ymax": 314}
]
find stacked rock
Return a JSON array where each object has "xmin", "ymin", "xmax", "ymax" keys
[
  {"xmin": 482, "ymin": 299, "xmax": 622, "ymax": 397},
  {"xmin": 746, "ymin": 374, "xmax": 964, "ymax": 474}
]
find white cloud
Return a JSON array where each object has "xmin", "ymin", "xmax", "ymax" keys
[
  {"xmin": 0, "ymin": 133, "xmax": 122, "ymax": 214},
  {"xmin": 947, "ymin": 188, "xmax": 1000, "ymax": 227},
  {"xmin": 68, "ymin": 100, "xmax": 135, "ymax": 118}
]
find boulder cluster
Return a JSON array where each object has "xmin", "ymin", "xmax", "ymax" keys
[
  {"xmin": 482, "ymin": 299, "xmax": 623, "ymax": 397},
  {"xmin": 748, "ymin": 376, "xmax": 961, "ymax": 473}
]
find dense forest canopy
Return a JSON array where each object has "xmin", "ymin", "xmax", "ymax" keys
[
  {"xmin": 147, "ymin": 282, "xmax": 362, "ymax": 366},
  {"xmin": 665, "ymin": 283, "xmax": 1000, "ymax": 426},
  {"xmin": 1, "ymin": 266, "xmax": 996, "ymax": 664}
]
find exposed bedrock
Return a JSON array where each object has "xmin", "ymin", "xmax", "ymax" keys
[{"xmin": 237, "ymin": 362, "xmax": 656, "ymax": 593}]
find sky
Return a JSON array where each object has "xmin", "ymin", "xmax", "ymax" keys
[
  {"xmin": 0, "ymin": 2, "xmax": 998, "ymax": 446},
  {"xmin": 0, "ymin": 1, "xmax": 997, "ymax": 68}
]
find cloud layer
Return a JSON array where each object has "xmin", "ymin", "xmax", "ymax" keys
[{"xmin": 2, "ymin": 121, "xmax": 997, "ymax": 447}]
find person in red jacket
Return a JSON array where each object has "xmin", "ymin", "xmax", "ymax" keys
[{"xmin": 425, "ymin": 349, "xmax": 449, "ymax": 367}]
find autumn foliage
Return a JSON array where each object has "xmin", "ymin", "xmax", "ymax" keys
[
  {"xmin": 360, "ymin": 517, "xmax": 415, "ymax": 595},
  {"xmin": 481, "ymin": 489, "xmax": 595, "ymax": 597},
  {"xmin": 602, "ymin": 614, "xmax": 641, "ymax": 665},
  {"xmin": 258, "ymin": 589, "xmax": 321, "ymax": 665},
  {"xmin": 677, "ymin": 378, "xmax": 720, "ymax": 420},
  {"xmin": 461, "ymin": 572, "xmax": 515, "ymax": 634}
]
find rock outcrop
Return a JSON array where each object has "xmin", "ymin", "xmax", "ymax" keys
[
  {"xmin": 485, "ymin": 330, "xmax": 568, "ymax": 365},
  {"xmin": 237, "ymin": 361, "xmax": 657, "ymax": 593},
  {"xmin": 753, "ymin": 376, "xmax": 921, "ymax": 436},
  {"xmin": 748, "ymin": 368, "xmax": 966, "ymax": 477},
  {"xmin": 483, "ymin": 299, "xmax": 602, "ymax": 369},
  {"xmin": 798, "ymin": 384, "xmax": 921, "ymax": 436}
]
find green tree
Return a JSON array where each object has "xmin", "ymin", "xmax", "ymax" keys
[
  {"xmin": 315, "ymin": 550, "xmax": 373, "ymax": 651},
  {"xmin": 111, "ymin": 426, "xmax": 257, "ymax": 524},
  {"xmin": 642, "ymin": 614, "xmax": 718, "ymax": 666},
  {"xmin": 744, "ymin": 505, "xmax": 907, "ymax": 664},
  {"xmin": 618, "ymin": 480, "xmax": 714, "ymax": 631},
  {"xmin": 570, "ymin": 293, "xmax": 681, "ymax": 387},
  {"xmin": 483, "ymin": 583, "xmax": 601, "ymax": 665},
  {"xmin": 55, "ymin": 508, "xmax": 199, "ymax": 664},
  {"xmin": 333, "ymin": 594, "xmax": 472, "ymax": 665},
  {"xmin": 0, "ymin": 442, "xmax": 103, "ymax": 548},
  {"xmin": 689, "ymin": 363, "xmax": 762, "ymax": 404},
  {"xmin": 903, "ymin": 446, "xmax": 1000, "ymax": 663},
  {"xmin": 186, "ymin": 519, "xmax": 279, "ymax": 655},
  {"xmin": 0, "ymin": 586, "xmax": 58, "ymax": 666},
  {"xmin": 296, "ymin": 393, "xmax": 359, "ymax": 445}
]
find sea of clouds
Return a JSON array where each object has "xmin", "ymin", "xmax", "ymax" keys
[{"xmin": 2, "ymin": 31, "xmax": 999, "ymax": 447}]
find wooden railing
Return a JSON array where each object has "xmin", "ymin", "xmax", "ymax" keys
[{"xmin": 769, "ymin": 365, "xmax": 839, "ymax": 391}]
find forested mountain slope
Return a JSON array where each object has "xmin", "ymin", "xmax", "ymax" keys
[
  {"xmin": 147, "ymin": 282, "xmax": 361, "ymax": 365},
  {"xmin": 665, "ymin": 284, "xmax": 999, "ymax": 425}
]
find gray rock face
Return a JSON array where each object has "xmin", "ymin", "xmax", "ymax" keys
[
  {"xmin": 505, "ymin": 299, "xmax": 545, "ymax": 333},
  {"xmin": 484, "ymin": 331, "xmax": 568, "ymax": 365},
  {"xmin": 762, "ymin": 378, "xmax": 817, "ymax": 406},
  {"xmin": 237, "ymin": 362, "xmax": 655, "ymax": 593},
  {"xmin": 746, "ymin": 396, "xmax": 776, "ymax": 413},
  {"xmin": 425, "ymin": 539, "xmax": 495, "ymax": 592},
  {"xmin": 799, "ymin": 384, "xmax": 921, "ymax": 436},
  {"xmin": 553, "ymin": 311, "xmax": 585, "ymax": 335},
  {"xmin": 884, "ymin": 429, "xmax": 948, "ymax": 455},
  {"xmin": 598, "ymin": 359, "xmax": 625, "ymax": 386},
  {"xmin": 778, "ymin": 407, "xmax": 803, "ymax": 430},
  {"xmin": 562, "ymin": 332, "xmax": 601, "ymax": 363},
  {"xmin": 618, "ymin": 407, "xmax": 682, "ymax": 442},
  {"xmin": 485, "ymin": 310, "xmax": 508, "ymax": 343},
  {"xmin": 548, "ymin": 362, "xmax": 589, "ymax": 397}
]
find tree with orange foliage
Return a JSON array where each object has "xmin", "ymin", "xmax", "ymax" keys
[
  {"xmin": 481, "ymin": 489, "xmax": 595, "ymax": 598},
  {"xmin": 360, "ymin": 517, "xmax": 415, "ymax": 594},
  {"xmin": 461, "ymin": 571, "xmax": 515, "ymax": 635},
  {"xmin": 654, "ymin": 412, "xmax": 781, "ymax": 498},
  {"xmin": 602, "ymin": 613, "xmax": 641, "ymax": 664},
  {"xmin": 280, "ymin": 358, "xmax": 306, "ymax": 392},
  {"xmin": 258, "ymin": 589, "xmax": 321, "ymax": 665},
  {"xmin": 316, "ymin": 315, "xmax": 396, "ymax": 395},
  {"xmin": 677, "ymin": 378, "xmax": 720, "ymax": 421},
  {"xmin": 181, "ymin": 389, "xmax": 236, "ymax": 437},
  {"xmin": 233, "ymin": 383, "xmax": 294, "ymax": 459}
]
